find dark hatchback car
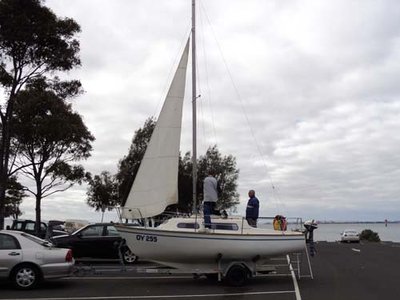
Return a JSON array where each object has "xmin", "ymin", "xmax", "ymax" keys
[
  {"xmin": 7, "ymin": 219, "xmax": 48, "ymax": 239},
  {"xmin": 51, "ymin": 223, "xmax": 137, "ymax": 264}
]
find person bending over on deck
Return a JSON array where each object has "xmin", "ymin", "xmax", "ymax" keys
[{"xmin": 246, "ymin": 190, "xmax": 259, "ymax": 228}]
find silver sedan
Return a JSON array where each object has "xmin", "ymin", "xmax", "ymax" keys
[
  {"xmin": 340, "ymin": 229, "xmax": 360, "ymax": 243},
  {"xmin": 0, "ymin": 230, "xmax": 74, "ymax": 289}
]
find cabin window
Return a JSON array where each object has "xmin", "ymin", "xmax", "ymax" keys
[
  {"xmin": 177, "ymin": 223, "xmax": 200, "ymax": 229},
  {"xmin": 212, "ymin": 223, "xmax": 239, "ymax": 231}
]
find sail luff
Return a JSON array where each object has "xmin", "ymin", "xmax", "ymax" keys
[{"xmin": 122, "ymin": 39, "xmax": 190, "ymax": 219}]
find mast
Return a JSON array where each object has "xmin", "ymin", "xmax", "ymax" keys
[{"xmin": 191, "ymin": 0, "xmax": 198, "ymax": 213}]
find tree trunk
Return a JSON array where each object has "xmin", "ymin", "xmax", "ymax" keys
[
  {"xmin": 0, "ymin": 91, "xmax": 16, "ymax": 230},
  {"xmin": 33, "ymin": 150, "xmax": 45, "ymax": 236},
  {"xmin": 0, "ymin": 185, "xmax": 5, "ymax": 230},
  {"xmin": 0, "ymin": 117, "xmax": 7, "ymax": 230},
  {"xmin": 35, "ymin": 192, "xmax": 42, "ymax": 237},
  {"xmin": 0, "ymin": 117, "xmax": 11, "ymax": 230}
]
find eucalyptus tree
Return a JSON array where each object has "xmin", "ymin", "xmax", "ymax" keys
[
  {"xmin": 5, "ymin": 175, "xmax": 26, "ymax": 219},
  {"xmin": 177, "ymin": 146, "xmax": 240, "ymax": 213},
  {"xmin": 12, "ymin": 79, "xmax": 94, "ymax": 233},
  {"xmin": 0, "ymin": 0, "xmax": 81, "ymax": 229},
  {"xmin": 116, "ymin": 119, "xmax": 240, "ymax": 215},
  {"xmin": 196, "ymin": 146, "xmax": 240, "ymax": 210},
  {"xmin": 116, "ymin": 118, "xmax": 156, "ymax": 206},
  {"xmin": 86, "ymin": 171, "xmax": 119, "ymax": 222}
]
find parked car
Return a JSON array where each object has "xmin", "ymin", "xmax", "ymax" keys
[
  {"xmin": 6, "ymin": 219, "xmax": 67, "ymax": 239},
  {"xmin": 50, "ymin": 223, "xmax": 137, "ymax": 264},
  {"xmin": 7, "ymin": 219, "xmax": 47, "ymax": 239},
  {"xmin": 0, "ymin": 230, "xmax": 74, "ymax": 290},
  {"xmin": 340, "ymin": 229, "xmax": 360, "ymax": 243}
]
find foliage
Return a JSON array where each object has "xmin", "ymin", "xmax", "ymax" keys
[
  {"xmin": 0, "ymin": 0, "xmax": 80, "ymax": 80},
  {"xmin": 86, "ymin": 171, "xmax": 119, "ymax": 212},
  {"xmin": 12, "ymin": 80, "xmax": 93, "ymax": 192},
  {"xmin": 176, "ymin": 147, "xmax": 240, "ymax": 212},
  {"xmin": 11, "ymin": 79, "xmax": 93, "ymax": 232},
  {"xmin": 0, "ymin": 0, "xmax": 81, "ymax": 229},
  {"xmin": 360, "ymin": 229, "xmax": 380, "ymax": 242},
  {"xmin": 197, "ymin": 146, "xmax": 240, "ymax": 210},
  {"xmin": 177, "ymin": 152, "xmax": 193, "ymax": 212},
  {"xmin": 5, "ymin": 176, "xmax": 26, "ymax": 218},
  {"xmin": 116, "ymin": 119, "xmax": 240, "ymax": 215},
  {"xmin": 116, "ymin": 118, "xmax": 156, "ymax": 206}
]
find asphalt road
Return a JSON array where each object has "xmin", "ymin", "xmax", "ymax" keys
[
  {"xmin": 0, "ymin": 275, "xmax": 299, "ymax": 300},
  {"xmin": 1, "ymin": 241, "xmax": 399, "ymax": 300},
  {"xmin": 0, "ymin": 258, "xmax": 300, "ymax": 300},
  {"xmin": 300, "ymin": 241, "xmax": 400, "ymax": 300}
]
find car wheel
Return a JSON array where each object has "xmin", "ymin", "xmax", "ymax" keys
[
  {"xmin": 122, "ymin": 248, "xmax": 138, "ymax": 264},
  {"xmin": 11, "ymin": 264, "xmax": 41, "ymax": 290}
]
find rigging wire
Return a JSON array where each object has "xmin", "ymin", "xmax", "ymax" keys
[
  {"xmin": 199, "ymin": 1, "xmax": 284, "ymax": 209},
  {"xmin": 199, "ymin": 2, "xmax": 218, "ymax": 146}
]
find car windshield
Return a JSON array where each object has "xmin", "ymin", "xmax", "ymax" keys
[
  {"xmin": 21, "ymin": 233, "xmax": 54, "ymax": 247},
  {"xmin": 344, "ymin": 231, "xmax": 358, "ymax": 235}
]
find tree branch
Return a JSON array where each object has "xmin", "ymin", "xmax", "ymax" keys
[
  {"xmin": 23, "ymin": 187, "xmax": 37, "ymax": 197},
  {"xmin": 42, "ymin": 183, "xmax": 73, "ymax": 198}
]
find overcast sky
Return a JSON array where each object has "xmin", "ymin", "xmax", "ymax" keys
[{"xmin": 13, "ymin": 0, "xmax": 400, "ymax": 223}]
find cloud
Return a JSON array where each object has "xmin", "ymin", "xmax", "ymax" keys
[
  {"xmin": 17, "ymin": 0, "xmax": 400, "ymax": 222},
  {"xmin": 260, "ymin": 101, "xmax": 400, "ymax": 219}
]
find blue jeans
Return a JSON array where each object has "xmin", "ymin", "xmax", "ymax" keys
[{"xmin": 203, "ymin": 202, "xmax": 219, "ymax": 228}]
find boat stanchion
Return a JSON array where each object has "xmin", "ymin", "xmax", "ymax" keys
[{"xmin": 216, "ymin": 253, "xmax": 223, "ymax": 282}]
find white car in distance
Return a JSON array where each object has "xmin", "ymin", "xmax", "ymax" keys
[{"xmin": 340, "ymin": 229, "xmax": 360, "ymax": 243}]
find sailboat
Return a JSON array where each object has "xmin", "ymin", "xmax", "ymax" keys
[{"xmin": 115, "ymin": 0, "xmax": 306, "ymax": 284}]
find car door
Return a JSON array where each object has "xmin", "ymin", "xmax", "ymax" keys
[
  {"xmin": 0, "ymin": 233, "xmax": 22, "ymax": 278},
  {"xmin": 73, "ymin": 224, "xmax": 106, "ymax": 258},
  {"xmin": 104, "ymin": 225, "xmax": 122, "ymax": 259}
]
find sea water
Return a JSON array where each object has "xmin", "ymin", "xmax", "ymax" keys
[
  {"xmin": 258, "ymin": 219, "xmax": 400, "ymax": 242},
  {"xmin": 314, "ymin": 223, "xmax": 400, "ymax": 242}
]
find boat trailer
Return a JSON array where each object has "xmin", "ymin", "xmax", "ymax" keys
[
  {"xmin": 73, "ymin": 219, "xmax": 317, "ymax": 286},
  {"xmin": 72, "ymin": 242, "xmax": 314, "ymax": 287}
]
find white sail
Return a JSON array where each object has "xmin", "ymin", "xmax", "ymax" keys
[{"xmin": 122, "ymin": 39, "xmax": 190, "ymax": 219}]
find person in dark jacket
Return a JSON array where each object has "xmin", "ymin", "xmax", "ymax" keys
[{"xmin": 246, "ymin": 190, "xmax": 259, "ymax": 227}]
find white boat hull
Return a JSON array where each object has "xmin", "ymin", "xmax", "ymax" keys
[{"xmin": 115, "ymin": 222, "xmax": 305, "ymax": 271}]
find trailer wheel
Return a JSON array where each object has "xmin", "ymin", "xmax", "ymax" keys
[{"xmin": 225, "ymin": 265, "xmax": 248, "ymax": 286}]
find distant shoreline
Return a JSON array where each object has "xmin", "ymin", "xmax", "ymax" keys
[{"xmin": 316, "ymin": 221, "xmax": 400, "ymax": 224}]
